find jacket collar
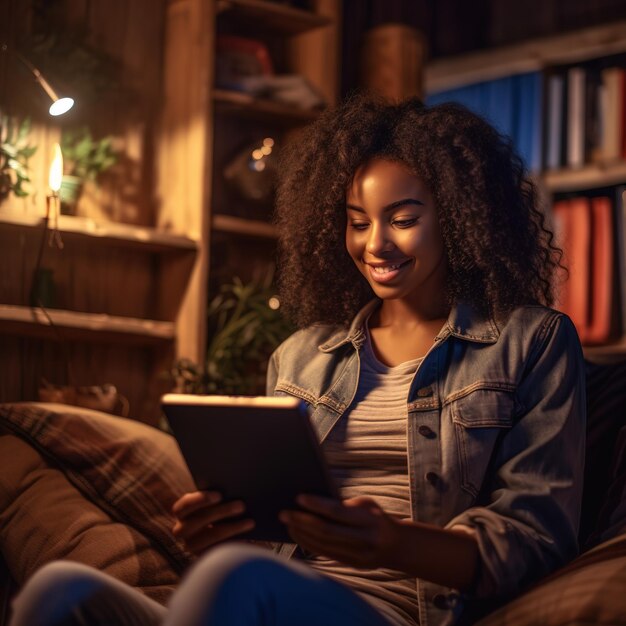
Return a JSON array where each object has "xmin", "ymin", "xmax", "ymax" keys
[{"xmin": 318, "ymin": 299, "xmax": 500, "ymax": 353}]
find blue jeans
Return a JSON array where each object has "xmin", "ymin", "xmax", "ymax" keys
[{"xmin": 10, "ymin": 544, "xmax": 397, "ymax": 626}]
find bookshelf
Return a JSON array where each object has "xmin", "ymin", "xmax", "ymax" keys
[
  {"xmin": 0, "ymin": 305, "xmax": 175, "ymax": 345},
  {"xmin": 0, "ymin": 211, "xmax": 198, "ymax": 422},
  {"xmin": 425, "ymin": 20, "xmax": 626, "ymax": 92},
  {"xmin": 213, "ymin": 89, "xmax": 320, "ymax": 125},
  {"xmin": 156, "ymin": 0, "xmax": 341, "ymax": 383},
  {"xmin": 212, "ymin": 214, "xmax": 278, "ymax": 239},
  {"xmin": 215, "ymin": 0, "xmax": 331, "ymax": 34},
  {"xmin": 209, "ymin": 0, "xmax": 340, "ymax": 290},
  {"xmin": 544, "ymin": 162, "xmax": 626, "ymax": 193},
  {"xmin": 0, "ymin": 213, "xmax": 198, "ymax": 253},
  {"xmin": 425, "ymin": 21, "xmax": 626, "ymax": 361}
]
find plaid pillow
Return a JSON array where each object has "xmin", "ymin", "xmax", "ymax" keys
[{"xmin": 0, "ymin": 403, "xmax": 195, "ymax": 577}]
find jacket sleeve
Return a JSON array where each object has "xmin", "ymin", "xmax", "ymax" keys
[
  {"xmin": 266, "ymin": 346, "xmax": 281, "ymax": 396},
  {"xmin": 445, "ymin": 312, "xmax": 586, "ymax": 599}
]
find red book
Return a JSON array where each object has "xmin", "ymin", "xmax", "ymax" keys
[
  {"xmin": 586, "ymin": 196, "xmax": 614, "ymax": 344},
  {"xmin": 552, "ymin": 197, "xmax": 592, "ymax": 342},
  {"xmin": 622, "ymin": 70, "xmax": 626, "ymax": 159}
]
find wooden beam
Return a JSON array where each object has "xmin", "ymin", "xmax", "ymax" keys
[{"xmin": 156, "ymin": 0, "xmax": 214, "ymax": 364}]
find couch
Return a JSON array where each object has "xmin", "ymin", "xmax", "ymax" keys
[{"xmin": 1, "ymin": 359, "xmax": 625, "ymax": 625}]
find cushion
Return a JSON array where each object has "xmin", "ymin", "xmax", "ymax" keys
[
  {"xmin": 0, "ymin": 402, "xmax": 196, "ymax": 604},
  {"xmin": 473, "ymin": 533, "xmax": 626, "ymax": 625}
]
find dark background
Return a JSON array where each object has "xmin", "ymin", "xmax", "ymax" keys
[{"xmin": 340, "ymin": 0, "xmax": 626, "ymax": 97}]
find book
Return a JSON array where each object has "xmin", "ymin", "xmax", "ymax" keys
[
  {"xmin": 586, "ymin": 196, "xmax": 614, "ymax": 344},
  {"xmin": 427, "ymin": 72, "xmax": 543, "ymax": 172},
  {"xmin": 515, "ymin": 71, "xmax": 543, "ymax": 172},
  {"xmin": 584, "ymin": 68, "xmax": 603, "ymax": 164},
  {"xmin": 616, "ymin": 185, "xmax": 626, "ymax": 335},
  {"xmin": 552, "ymin": 196, "xmax": 592, "ymax": 342},
  {"xmin": 545, "ymin": 73, "xmax": 565, "ymax": 170},
  {"xmin": 600, "ymin": 67, "xmax": 624, "ymax": 162},
  {"xmin": 621, "ymin": 71, "xmax": 626, "ymax": 159},
  {"xmin": 567, "ymin": 66, "xmax": 586, "ymax": 168}
]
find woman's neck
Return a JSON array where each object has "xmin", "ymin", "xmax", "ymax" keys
[{"xmin": 374, "ymin": 296, "xmax": 450, "ymax": 330}]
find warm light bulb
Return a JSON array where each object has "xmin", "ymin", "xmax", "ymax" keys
[
  {"xmin": 268, "ymin": 297, "xmax": 280, "ymax": 310},
  {"xmin": 49, "ymin": 143, "xmax": 63, "ymax": 192},
  {"xmin": 49, "ymin": 97, "xmax": 74, "ymax": 116}
]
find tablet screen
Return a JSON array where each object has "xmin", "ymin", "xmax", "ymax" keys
[{"xmin": 161, "ymin": 394, "xmax": 338, "ymax": 542}]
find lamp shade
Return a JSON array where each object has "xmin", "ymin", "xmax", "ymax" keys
[{"xmin": 49, "ymin": 97, "xmax": 74, "ymax": 116}]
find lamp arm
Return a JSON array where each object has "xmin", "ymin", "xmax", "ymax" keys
[{"xmin": 12, "ymin": 48, "xmax": 61, "ymax": 102}]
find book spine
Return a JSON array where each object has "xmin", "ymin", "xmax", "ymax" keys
[
  {"xmin": 600, "ymin": 67, "xmax": 623, "ymax": 162},
  {"xmin": 553, "ymin": 196, "xmax": 592, "ymax": 342},
  {"xmin": 616, "ymin": 186, "xmax": 626, "ymax": 336},
  {"xmin": 546, "ymin": 73, "xmax": 564, "ymax": 170},
  {"xmin": 586, "ymin": 196, "xmax": 614, "ymax": 344},
  {"xmin": 567, "ymin": 66, "xmax": 586, "ymax": 168}
]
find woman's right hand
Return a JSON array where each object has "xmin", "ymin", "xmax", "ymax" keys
[{"xmin": 172, "ymin": 491, "xmax": 255, "ymax": 555}]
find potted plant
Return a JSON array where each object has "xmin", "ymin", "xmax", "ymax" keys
[
  {"xmin": 169, "ymin": 273, "xmax": 293, "ymax": 396},
  {"xmin": 59, "ymin": 127, "xmax": 118, "ymax": 213},
  {"xmin": 0, "ymin": 115, "xmax": 37, "ymax": 202}
]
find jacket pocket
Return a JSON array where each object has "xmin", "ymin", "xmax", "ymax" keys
[{"xmin": 450, "ymin": 388, "xmax": 515, "ymax": 498}]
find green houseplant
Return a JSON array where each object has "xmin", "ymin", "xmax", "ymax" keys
[
  {"xmin": 59, "ymin": 127, "xmax": 118, "ymax": 212},
  {"xmin": 0, "ymin": 115, "xmax": 37, "ymax": 201},
  {"xmin": 170, "ymin": 274, "xmax": 293, "ymax": 396}
]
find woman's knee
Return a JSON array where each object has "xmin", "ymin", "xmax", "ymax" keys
[
  {"xmin": 19, "ymin": 561, "xmax": 104, "ymax": 600},
  {"xmin": 11, "ymin": 561, "xmax": 108, "ymax": 626},
  {"xmin": 185, "ymin": 542, "xmax": 277, "ymax": 591}
]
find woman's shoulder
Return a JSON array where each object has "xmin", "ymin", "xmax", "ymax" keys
[
  {"xmin": 266, "ymin": 323, "xmax": 351, "ymax": 394},
  {"xmin": 274, "ymin": 323, "xmax": 347, "ymax": 357},
  {"xmin": 497, "ymin": 303, "xmax": 582, "ymax": 350}
]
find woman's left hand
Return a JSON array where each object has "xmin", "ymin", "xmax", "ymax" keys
[{"xmin": 279, "ymin": 495, "xmax": 401, "ymax": 569}]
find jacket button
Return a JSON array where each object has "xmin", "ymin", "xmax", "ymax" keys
[
  {"xmin": 432, "ymin": 593, "xmax": 448, "ymax": 609},
  {"xmin": 447, "ymin": 592, "xmax": 460, "ymax": 608},
  {"xmin": 417, "ymin": 386, "xmax": 433, "ymax": 397},
  {"xmin": 425, "ymin": 471, "xmax": 440, "ymax": 486},
  {"xmin": 418, "ymin": 425, "xmax": 435, "ymax": 438}
]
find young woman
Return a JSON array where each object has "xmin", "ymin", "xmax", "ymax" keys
[{"xmin": 10, "ymin": 94, "xmax": 586, "ymax": 626}]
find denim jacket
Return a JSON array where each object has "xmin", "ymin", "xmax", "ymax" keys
[{"xmin": 266, "ymin": 299, "xmax": 586, "ymax": 626}]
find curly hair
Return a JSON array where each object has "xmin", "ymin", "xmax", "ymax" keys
[{"xmin": 274, "ymin": 92, "xmax": 562, "ymax": 328}]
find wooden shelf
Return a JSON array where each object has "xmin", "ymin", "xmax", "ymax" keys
[
  {"xmin": 212, "ymin": 214, "xmax": 277, "ymax": 238},
  {"xmin": 213, "ymin": 89, "xmax": 321, "ymax": 124},
  {"xmin": 0, "ymin": 305, "xmax": 175, "ymax": 345},
  {"xmin": 542, "ymin": 161, "xmax": 626, "ymax": 193},
  {"xmin": 426, "ymin": 20, "xmax": 626, "ymax": 93},
  {"xmin": 0, "ymin": 212, "xmax": 198, "ymax": 254},
  {"xmin": 216, "ymin": 0, "xmax": 330, "ymax": 35},
  {"xmin": 584, "ymin": 338, "xmax": 626, "ymax": 363}
]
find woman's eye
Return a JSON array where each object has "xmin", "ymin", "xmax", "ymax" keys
[
  {"xmin": 350, "ymin": 222, "xmax": 369, "ymax": 231},
  {"xmin": 392, "ymin": 218, "xmax": 417, "ymax": 228}
]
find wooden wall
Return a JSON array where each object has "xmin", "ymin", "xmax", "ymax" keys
[
  {"xmin": 0, "ymin": 0, "xmax": 196, "ymax": 424},
  {"xmin": 1, "ymin": 0, "xmax": 166, "ymax": 228}
]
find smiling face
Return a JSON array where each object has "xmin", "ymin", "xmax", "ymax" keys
[{"xmin": 345, "ymin": 158, "xmax": 447, "ymax": 306}]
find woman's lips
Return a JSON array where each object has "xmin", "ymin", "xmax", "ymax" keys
[{"xmin": 366, "ymin": 259, "xmax": 411, "ymax": 284}]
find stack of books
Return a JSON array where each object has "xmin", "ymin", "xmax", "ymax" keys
[
  {"xmin": 544, "ymin": 64, "xmax": 626, "ymax": 170},
  {"xmin": 553, "ymin": 186, "xmax": 626, "ymax": 344}
]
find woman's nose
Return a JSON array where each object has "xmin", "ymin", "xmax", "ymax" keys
[{"xmin": 366, "ymin": 224, "xmax": 394, "ymax": 255}]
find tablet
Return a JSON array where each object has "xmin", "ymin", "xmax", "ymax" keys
[{"xmin": 161, "ymin": 394, "xmax": 338, "ymax": 542}]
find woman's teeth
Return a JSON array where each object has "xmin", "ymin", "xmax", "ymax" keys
[{"xmin": 372, "ymin": 263, "xmax": 403, "ymax": 274}]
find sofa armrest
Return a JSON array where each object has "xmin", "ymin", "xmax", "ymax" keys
[{"xmin": 473, "ymin": 533, "xmax": 626, "ymax": 625}]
